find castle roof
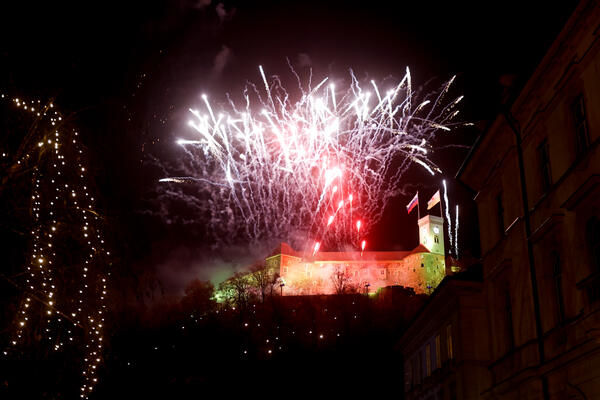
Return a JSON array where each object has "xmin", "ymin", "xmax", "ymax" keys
[
  {"xmin": 312, "ymin": 244, "xmax": 430, "ymax": 262},
  {"xmin": 266, "ymin": 242, "xmax": 301, "ymax": 258},
  {"xmin": 268, "ymin": 242, "xmax": 430, "ymax": 262}
]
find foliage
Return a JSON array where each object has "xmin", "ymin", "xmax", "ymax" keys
[
  {"xmin": 181, "ymin": 279, "xmax": 216, "ymax": 314},
  {"xmin": 218, "ymin": 271, "xmax": 254, "ymax": 308},
  {"xmin": 91, "ymin": 288, "xmax": 426, "ymax": 398},
  {"xmin": 330, "ymin": 265, "xmax": 355, "ymax": 294},
  {"xmin": 248, "ymin": 264, "xmax": 280, "ymax": 302}
]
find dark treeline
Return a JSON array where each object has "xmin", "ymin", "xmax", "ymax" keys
[{"xmin": 90, "ymin": 281, "xmax": 426, "ymax": 398}]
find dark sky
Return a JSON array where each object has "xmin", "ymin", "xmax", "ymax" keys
[{"xmin": 1, "ymin": 0, "xmax": 578, "ymax": 293}]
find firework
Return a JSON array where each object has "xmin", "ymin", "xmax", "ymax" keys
[
  {"xmin": 161, "ymin": 65, "xmax": 464, "ymax": 251},
  {"xmin": 442, "ymin": 179, "xmax": 453, "ymax": 251},
  {"xmin": 454, "ymin": 204, "xmax": 459, "ymax": 258}
]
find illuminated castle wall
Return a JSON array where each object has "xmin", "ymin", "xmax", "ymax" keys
[{"xmin": 266, "ymin": 215, "xmax": 447, "ymax": 295}]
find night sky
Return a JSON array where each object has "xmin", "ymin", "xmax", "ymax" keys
[{"xmin": 1, "ymin": 0, "xmax": 577, "ymax": 293}]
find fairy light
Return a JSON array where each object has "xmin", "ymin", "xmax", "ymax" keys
[{"xmin": 2, "ymin": 95, "xmax": 110, "ymax": 398}]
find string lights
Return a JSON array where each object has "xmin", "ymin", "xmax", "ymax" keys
[{"xmin": 1, "ymin": 94, "xmax": 110, "ymax": 398}]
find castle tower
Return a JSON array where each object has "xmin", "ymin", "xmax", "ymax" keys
[{"xmin": 418, "ymin": 215, "xmax": 444, "ymax": 255}]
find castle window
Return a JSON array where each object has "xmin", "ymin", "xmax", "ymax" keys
[
  {"xmin": 537, "ymin": 139, "xmax": 552, "ymax": 193},
  {"xmin": 572, "ymin": 94, "xmax": 589, "ymax": 155}
]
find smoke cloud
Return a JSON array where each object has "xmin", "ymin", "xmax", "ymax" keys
[
  {"xmin": 211, "ymin": 45, "xmax": 233, "ymax": 79},
  {"xmin": 297, "ymin": 52, "xmax": 312, "ymax": 67}
]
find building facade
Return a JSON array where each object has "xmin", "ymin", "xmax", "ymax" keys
[
  {"xmin": 398, "ymin": 270, "xmax": 490, "ymax": 400},
  {"xmin": 266, "ymin": 215, "xmax": 448, "ymax": 295},
  {"xmin": 457, "ymin": 1, "xmax": 600, "ymax": 398}
]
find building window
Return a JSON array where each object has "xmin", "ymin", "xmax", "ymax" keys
[
  {"xmin": 380, "ymin": 269, "xmax": 386, "ymax": 277},
  {"xmin": 572, "ymin": 94, "xmax": 590, "ymax": 155},
  {"xmin": 537, "ymin": 139, "xmax": 552, "ymax": 193},
  {"xmin": 411, "ymin": 358, "xmax": 416, "ymax": 389},
  {"xmin": 406, "ymin": 361, "xmax": 412, "ymax": 392},
  {"xmin": 551, "ymin": 251, "xmax": 565, "ymax": 325},
  {"xmin": 417, "ymin": 352, "xmax": 422, "ymax": 384},
  {"xmin": 283, "ymin": 267, "xmax": 289, "ymax": 274},
  {"xmin": 446, "ymin": 325, "xmax": 453, "ymax": 360},
  {"xmin": 496, "ymin": 192, "xmax": 504, "ymax": 237},
  {"xmin": 504, "ymin": 285, "xmax": 515, "ymax": 350},
  {"xmin": 434, "ymin": 235, "xmax": 439, "ymax": 244},
  {"xmin": 449, "ymin": 381, "xmax": 457, "ymax": 400},
  {"xmin": 435, "ymin": 334, "xmax": 442, "ymax": 369},
  {"xmin": 425, "ymin": 344, "xmax": 432, "ymax": 377},
  {"xmin": 586, "ymin": 217, "xmax": 600, "ymax": 273}
]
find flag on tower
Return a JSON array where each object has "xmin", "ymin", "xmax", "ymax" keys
[
  {"xmin": 406, "ymin": 192, "xmax": 419, "ymax": 214},
  {"xmin": 427, "ymin": 190, "xmax": 441, "ymax": 210}
]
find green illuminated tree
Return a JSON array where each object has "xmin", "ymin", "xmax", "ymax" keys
[
  {"xmin": 248, "ymin": 263, "xmax": 280, "ymax": 302},
  {"xmin": 218, "ymin": 271, "xmax": 252, "ymax": 308}
]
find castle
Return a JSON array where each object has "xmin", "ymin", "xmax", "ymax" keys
[{"xmin": 266, "ymin": 215, "xmax": 448, "ymax": 295}]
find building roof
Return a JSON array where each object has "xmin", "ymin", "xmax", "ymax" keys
[
  {"xmin": 396, "ymin": 264, "xmax": 483, "ymax": 350},
  {"xmin": 266, "ymin": 242, "xmax": 301, "ymax": 258}
]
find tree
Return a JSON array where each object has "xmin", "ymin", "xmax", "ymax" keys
[
  {"xmin": 218, "ymin": 272, "xmax": 252, "ymax": 308},
  {"xmin": 249, "ymin": 264, "xmax": 279, "ymax": 302},
  {"xmin": 1, "ymin": 95, "xmax": 111, "ymax": 397},
  {"xmin": 331, "ymin": 265, "xmax": 353, "ymax": 294},
  {"xmin": 181, "ymin": 279, "xmax": 215, "ymax": 314}
]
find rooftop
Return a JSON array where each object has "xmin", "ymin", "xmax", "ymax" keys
[{"xmin": 268, "ymin": 243, "xmax": 431, "ymax": 262}]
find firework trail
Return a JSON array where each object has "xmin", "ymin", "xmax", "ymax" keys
[
  {"xmin": 161, "ymin": 65, "xmax": 464, "ymax": 252},
  {"xmin": 455, "ymin": 204, "xmax": 459, "ymax": 258},
  {"xmin": 442, "ymin": 179, "xmax": 453, "ymax": 251}
]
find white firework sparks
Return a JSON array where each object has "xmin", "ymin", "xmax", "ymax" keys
[
  {"xmin": 161, "ymin": 65, "xmax": 463, "ymax": 252},
  {"xmin": 455, "ymin": 204, "xmax": 459, "ymax": 258}
]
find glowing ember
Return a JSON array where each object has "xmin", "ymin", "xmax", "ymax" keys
[{"xmin": 313, "ymin": 241, "xmax": 321, "ymax": 255}]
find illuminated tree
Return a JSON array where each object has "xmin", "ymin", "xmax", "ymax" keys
[
  {"xmin": 248, "ymin": 263, "xmax": 280, "ymax": 302},
  {"xmin": 218, "ymin": 271, "xmax": 253, "ymax": 308},
  {"xmin": 331, "ymin": 265, "xmax": 354, "ymax": 295},
  {"xmin": 0, "ymin": 94, "xmax": 110, "ymax": 398}
]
